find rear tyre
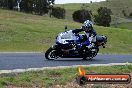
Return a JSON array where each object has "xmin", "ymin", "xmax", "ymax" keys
[
  {"xmin": 82, "ymin": 48, "xmax": 99, "ymax": 60},
  {"xmin": 45, "ymin": 47, "xmax": 58, "ymax": 60},
  {"xmin": 91, "ymin": 48, "xmax": 99, "ymax": 57},
  {"xmin": 82, "ymin": 55, "xmax": 94, "ymax": 60}
]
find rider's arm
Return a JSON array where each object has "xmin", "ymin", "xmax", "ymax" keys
[{"xmin": 72, "ymin": 29, "xmax": 83, "ymax": 34}]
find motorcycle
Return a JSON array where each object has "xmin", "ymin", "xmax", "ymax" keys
[{"xmin": 45, "ymin": 27, "xmax": 107, "ymax": 60}]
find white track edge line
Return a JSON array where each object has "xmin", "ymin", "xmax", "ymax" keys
[{"xmin": 0, "ymin": 63, "xmax": 131, "ymax": 74}]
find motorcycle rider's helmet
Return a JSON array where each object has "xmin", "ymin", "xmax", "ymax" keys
[{"xmin": 82, "ymin": 20, "xmax": 93, "ymax": 32}]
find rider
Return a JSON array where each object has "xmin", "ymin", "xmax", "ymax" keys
[{"xmin": 72, "ymin": 20, "xmax": 97, "ymax": 49}]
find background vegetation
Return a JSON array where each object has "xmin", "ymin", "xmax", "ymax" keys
[
  {"xmin": 0, "ymin": 9, "xmax": 132, "ymax": 54},
  {"xmin": 56, "ymin": 0, "xmax": 132, "ymax": 24},
  {"xmin": 72, "ymin": 9, "xmax": 92, "ymax": 23},
  {"xmin": 0, "ymin": 65, "xmax": 132, "ymax": 87}
]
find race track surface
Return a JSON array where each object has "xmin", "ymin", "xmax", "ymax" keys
[{"xmin": 0, "ymin": 53, "xmax": 132, "ymax": 70}]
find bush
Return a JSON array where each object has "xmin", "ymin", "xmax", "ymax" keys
[
  {"xmin": 0, "ymin": 0, "xmax": 16, "ymax": 10},
  {"xmin": 94, "ymin": 7, "xmax": 112, "ymax": 27},
  {"xmin": 72, "ymin": 9, "xmax": 92, "ymax": 23},
  {"xmin": 51, "ymin": 7, "xmax": 65, "ymax": 19},
  {"xmin": 122, "ymin": 10, "xmax": 127, "ymax": 17},
  {"xmin": 0, "ymin": 0, "xmax": 55, "ymax": 15},
  {"xmin": 20, "ymin": 0, "xmax": 50, "ymax": 15},
  {"xmin": 129, "ymin": 12, "xmax": 132, "ymax": 17}
]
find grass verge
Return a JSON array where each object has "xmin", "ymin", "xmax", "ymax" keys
[
  {"xmin": 56, "ymin": 0, "xmax": 132, "ymax": 22},
  {"xmin": 0, "ymin": 9, "xmax": 132, "ymax": 54},
  {"xmin": 0, "ymin": 65, "xmax": 132, "ymax": 88},
  {"xmin": 111, "ymin": 22, "xmax": 132, "ymax": 30}
]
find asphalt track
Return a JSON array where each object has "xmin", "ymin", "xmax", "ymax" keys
[{"xmin": 0, "ymin": 53, "xmax": 132, "ymax": 70}]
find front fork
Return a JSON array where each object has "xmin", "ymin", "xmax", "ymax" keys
[
  {"xmin": 51, "ymin": 44, "xmax": 57, "ymax": 49},
  {"xmin": 51, "ymin": 44, "xmax": 63, "ymax": 57}
]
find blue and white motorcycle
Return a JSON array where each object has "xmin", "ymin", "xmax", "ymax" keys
[{"xmin": 45, "ymin": 28, "xmax": 107, "ymax": 60}]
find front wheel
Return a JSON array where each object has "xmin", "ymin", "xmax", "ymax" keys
[{"xmin": 45, "ymin": 47, "xmax": 58, "ymax": 60}]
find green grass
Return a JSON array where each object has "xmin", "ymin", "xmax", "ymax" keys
[
  {"xmin": 112, "ymin": 22, "xmax": 132, "ymax": 30},
  {"xmin": 0, "ymin": 65, "xmax": 132, "ymax": 87},
  {"xmin": 95, "ymin": 26, "xmax": 132, "ymax": 54},
  {"xmin": 0, "ymin": 9, "xmax": 132, "ymax": 54},
  {"xmin": 56, "ymin": 0, "xmax": 132, "ymax": 22},
  {"xmin": 0, "ymin": 9, "xmax": 80, "ymax": 52}
]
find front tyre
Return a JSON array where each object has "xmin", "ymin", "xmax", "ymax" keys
[{"xmin": 45, "ymin": 47, "xmax": 58, "ymax": 60}]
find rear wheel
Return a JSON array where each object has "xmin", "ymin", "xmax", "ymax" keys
[
  {"xmin": 83, "ymin": 55, "xmax": 94, "ymax": 60},
  {"xmin": 82, "ymin": 48, "xmax": 99, "ymax": 60},
  {"xmin": 45, "ymin": 47, "xmax": 58, "ymax": 60},
  {"xmin": 91, "ymin": 48, "xmax": 99, "ymax": 57}
]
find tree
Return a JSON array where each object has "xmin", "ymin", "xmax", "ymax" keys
[
  {"xmin": 0, "ymin": 0, "xmax": 7, "ymax": 8},
  {"xmin": 7, "ymin": 0, "xmax": 16, "ymax": 10},
  {"xmin": 122, "ymin": 10, "xmax": 127, "ymax": 17},
  {"xmin": 72, "ymin": 9, "xmax": 92, "ymax": 23},
  {"xmin": 51, "ymin": 7, "xmax": 65, "ymax": 19},
  {"xmin": 94, "ymin": 7, "xmax": 112, "ymax": 27},
  {"xmin": 129, "ymin": 12, "xmax": 132, "ymax": 17},
  {"xmin": 0, "ymin": 0, "xmax": 16, "ymax": 9},
  {"xmin": 33, "ymin": 0, "xmax": 49, "ymax": 15},
  {"xmin": 0, "ymin": 0, "xmax": 55, "ymax": 16},
  {"xmin": 20, "ymin": 0, "xmax": 55, "ymax": 15},
  {"xmin": 48, "ymin": 0, "xmax": 55, "ymax": 4},
  {"xmin": 90, "ymin": 1, "xmax": 92, "ymax": 3},
  {"xmin": 20, "ymin": 0, "xmax": 34, "ymax": 13}
]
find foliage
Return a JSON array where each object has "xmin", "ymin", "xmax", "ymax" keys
[
  {"xmin": 111, "ymin": 22, "xmax": 132, "ymax": 30},
  {"xmin": 129, "ymin": 12, "xmax": 132, "ymax": 17},
  {"xmin": 0, "ymin": 65, "xmax": 132, "ymax": 87},
  {"xmin": 72, "ymin": 9, "xmax": 92, "ymax": 23},
  {"xmin": 20, "ymin": 0, "xmax": 54, "ymax": 15},
  {"xmin": 0, "ymin": 9, "xmax": 132, "ymax": 54},
  {"xmin": 20, "ymin": 0, "xmax": 34, "ymax": 13},
  {"xmin": 0, "ymin": 0, "xmax": 55, "ymax": 15},
  {"xmin": 51, "ymin": 7, "xmax": 65, "ymax": 19},
  {"xmin": 122, "ymin": 10, "xmax": 127, "ymax": 17},
  {"xmin": 94, "ymin": 7, "xmax": 112, "ymax": 27},
  {"xmin": 0, "ymin": 0, "xmax": 17, "ymax": 10}
]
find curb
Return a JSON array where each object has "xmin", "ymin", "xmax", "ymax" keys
[{"xmin": 0, "ymin": 63, "xmax": 131, "ymax": 74}]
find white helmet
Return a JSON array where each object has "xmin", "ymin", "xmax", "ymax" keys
[{"xmin": 82, "ymin": 20, "xmax": 93, "ymax": 31}]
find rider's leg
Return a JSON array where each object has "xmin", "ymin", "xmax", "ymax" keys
[{"xmin": 81, "ymin": 38, "xmax": 94, "ymax": 49}]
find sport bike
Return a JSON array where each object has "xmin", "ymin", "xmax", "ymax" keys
[{"xmin": 45, "ymin": 29, "xmax": 107, "ymax": 60}]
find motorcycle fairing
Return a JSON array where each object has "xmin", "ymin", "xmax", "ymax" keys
[{"xmin": 56, "ymin": 30, "xmax": 79, "ymax": 44}]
